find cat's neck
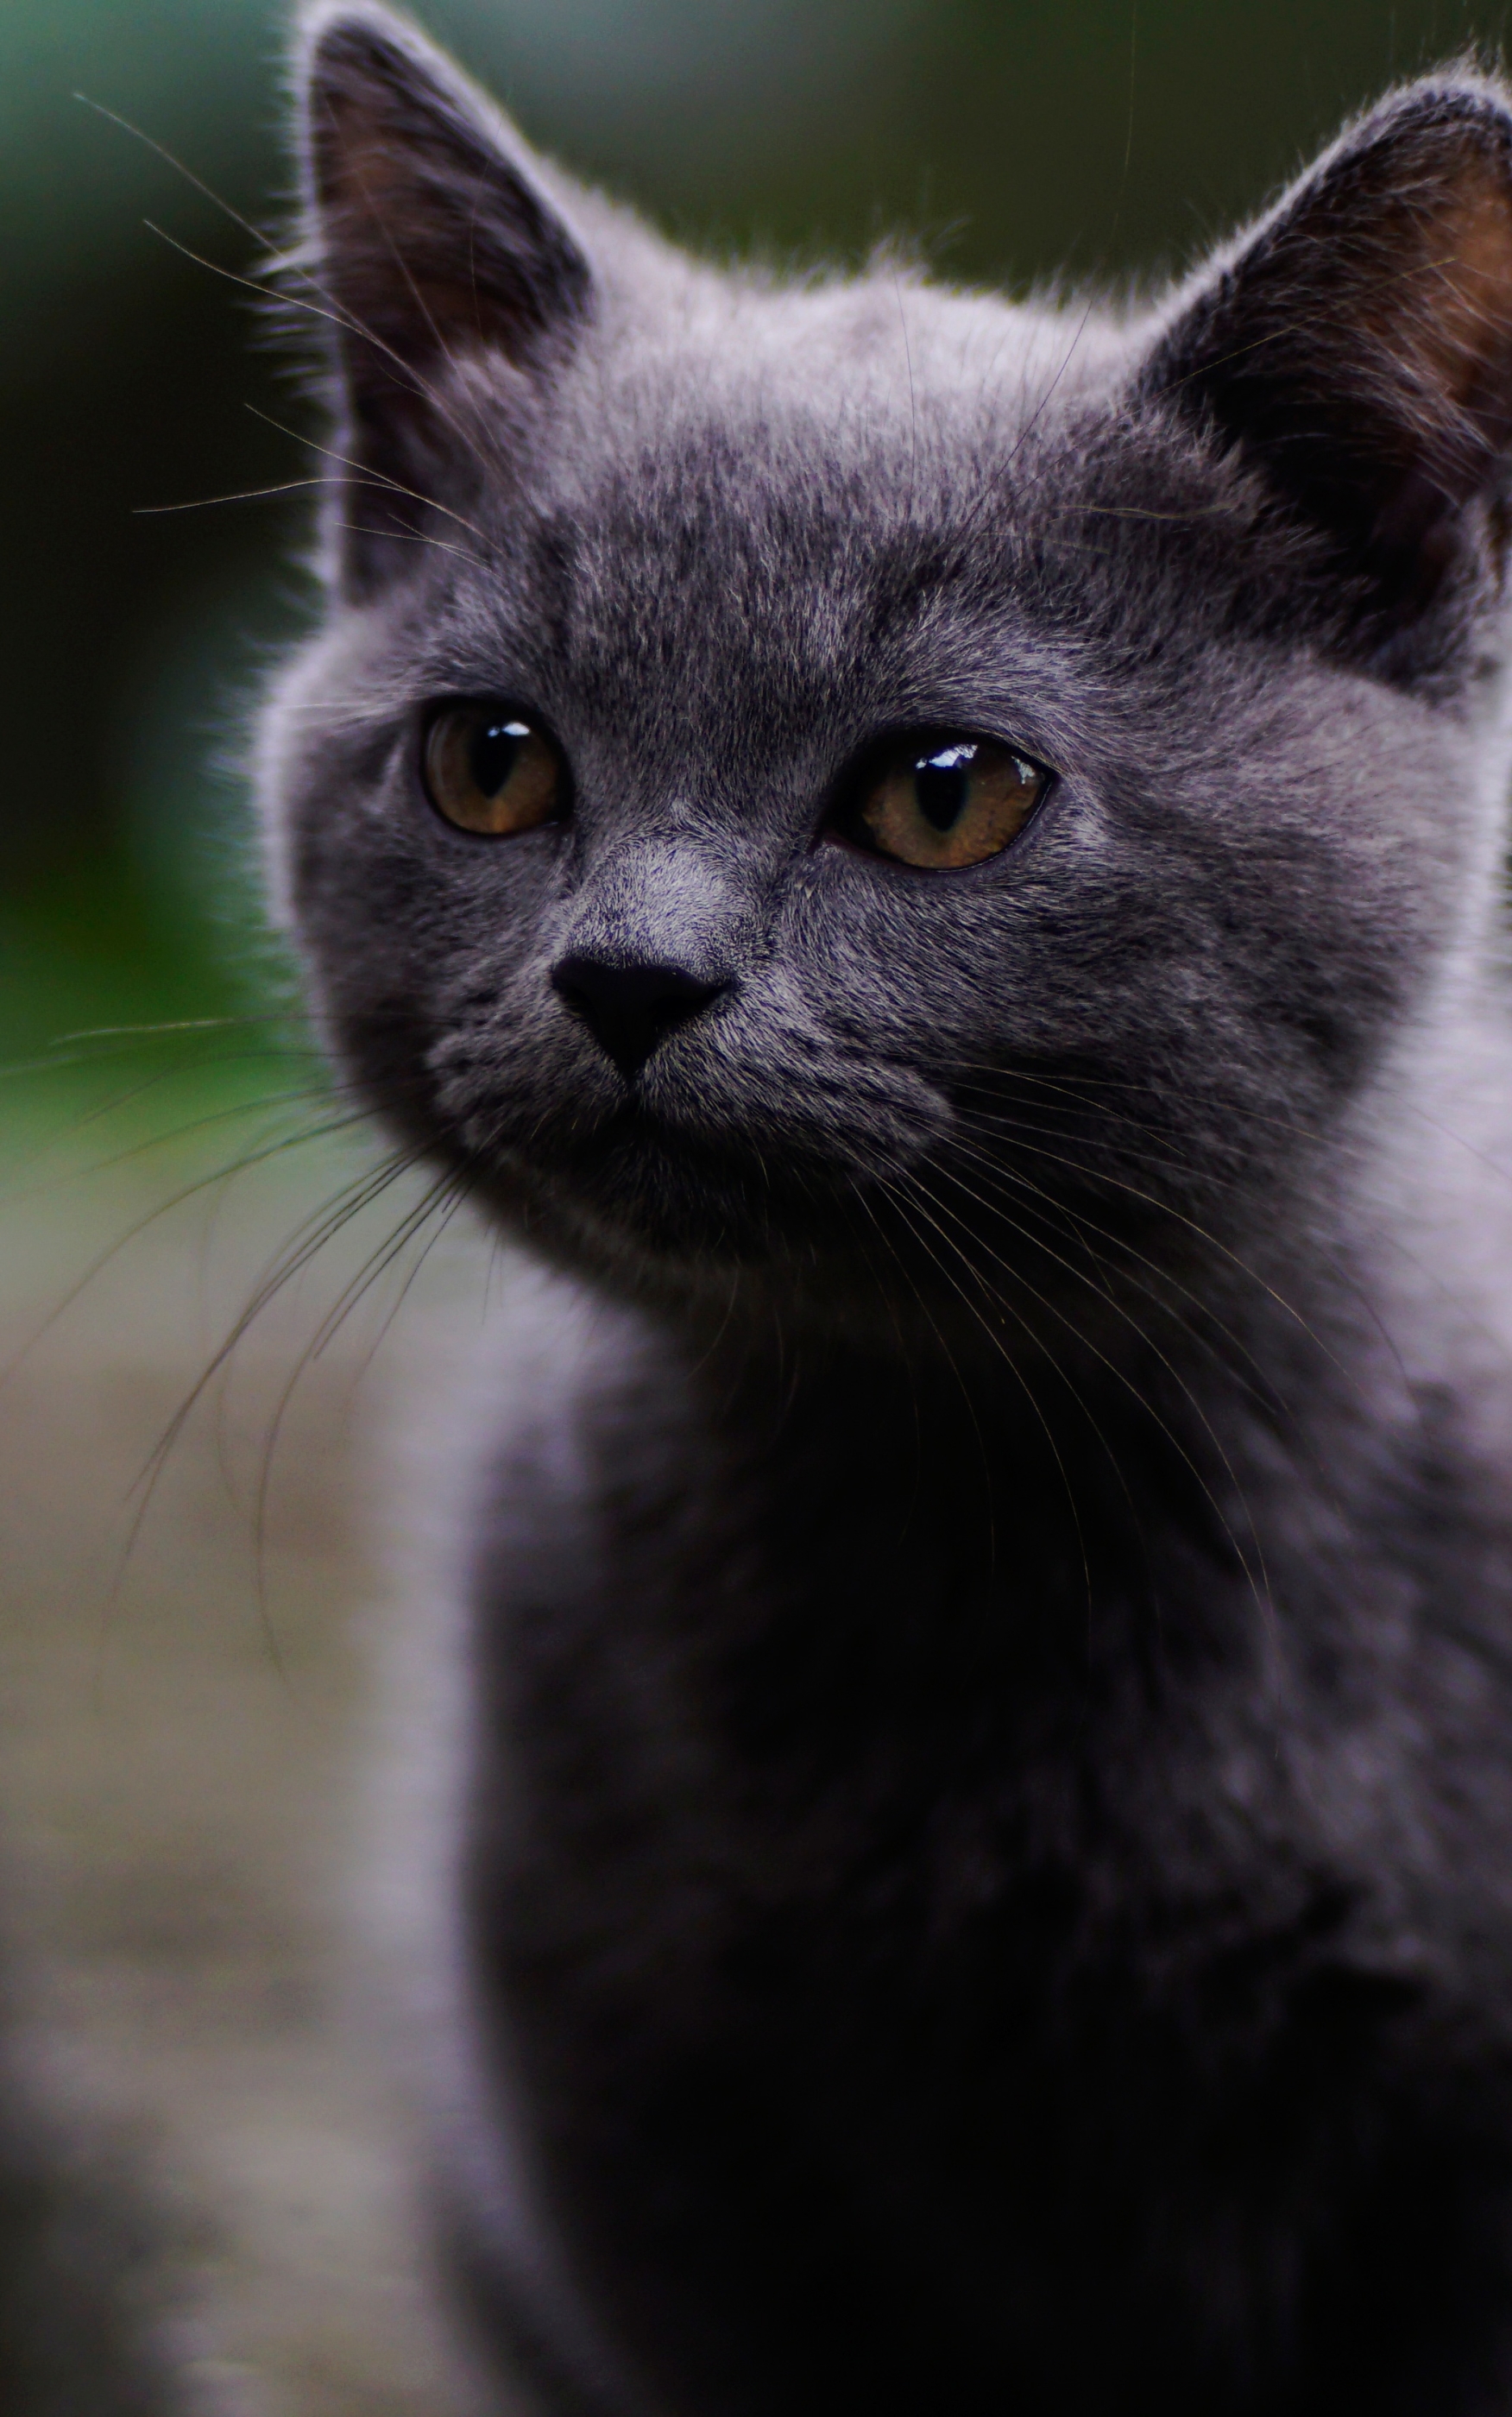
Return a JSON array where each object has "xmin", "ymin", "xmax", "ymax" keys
[{"xmin": 645, "ymin": 1112, "xmax": 1491, "ymax": 1654}]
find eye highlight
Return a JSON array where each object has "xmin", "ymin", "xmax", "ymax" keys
[
  {"xmin": 422, "ymin": 702, "xmax": 564, "ymax": 836},
  {"xmin": 834, "ymin": 733, "xmax": 1051, "ymax": 870}
]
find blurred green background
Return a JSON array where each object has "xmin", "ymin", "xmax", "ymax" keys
[{"xmin": 2, "ymin": 0, "xmax": 1504, "ymax": 1066}]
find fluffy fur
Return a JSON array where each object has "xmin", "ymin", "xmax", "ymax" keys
[{"xmin": 264, "ymin": 9, "xmax": 1512, "ymax": 2408}]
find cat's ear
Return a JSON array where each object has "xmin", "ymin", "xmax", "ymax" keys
[
  {"xmin": 1141, "ymin": 76, "xmax": 1512, "ymax": 664},
  {"xmin": 293, "ymin": 1, "xmax": 594, "ymax": 593}
]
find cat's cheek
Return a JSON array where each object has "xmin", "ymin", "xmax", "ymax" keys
[{"xmin": 795, "ymin": 789, "xmax": 1074, "ymax": 1029}]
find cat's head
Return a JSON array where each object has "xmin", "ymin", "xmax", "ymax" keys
[{"xmin": 260, "ymin": 4, "xmax": 1512, "ymax": 1327}]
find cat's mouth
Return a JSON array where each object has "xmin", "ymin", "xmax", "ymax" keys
[
  {"xmin": 488, "ymin": 1095, "xmax": 866, "ymax": 1271},
  {"xmin": 433, "ymin": 1006, "xmax": 954, "ymax": 1278},
  {"xmin": 558, "ymin": 1103, "xmax": 801, "ymax": 1248}
]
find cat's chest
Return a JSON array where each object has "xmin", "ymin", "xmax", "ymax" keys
[
  {"xmin": 468, "ymin": 1321, "xmax": 1512, "ymax": 1998},
  {"xmin": 472, "ymin": 1359, "xmax": 1281, "ymax": 1991}
]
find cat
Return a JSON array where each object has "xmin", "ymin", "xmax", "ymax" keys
[{"xmin": 261, "ymin": 4, "xmax": 1512, "ymax": 2408}]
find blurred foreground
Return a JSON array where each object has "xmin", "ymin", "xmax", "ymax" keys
[{"xmin": 0, "ymin": 1059, "xmax": 504, "ymax": 2415}]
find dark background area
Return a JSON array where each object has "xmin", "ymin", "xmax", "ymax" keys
[{"xmin": 3, "ymin": 0, "xmax": 1505, "ymax": 1057}]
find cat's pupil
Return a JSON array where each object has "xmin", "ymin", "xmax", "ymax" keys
[
  {"xmin": 914, "ymin": 744, "xmax": 975, "ymax": 831},
  {"xmin": 470, "ymin": 718, "xmax": 530, "ymax": 798}
]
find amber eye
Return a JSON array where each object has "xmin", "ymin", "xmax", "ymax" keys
[
  {"xmin": 836, "ymin": 734, "xmax": 1050, "ymax": 869},
  {"xmin": 422, "ymin": 703, "xmax": 564, "ymax": 836}
]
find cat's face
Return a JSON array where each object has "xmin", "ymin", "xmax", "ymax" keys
[{"xmin": 263, "ymin": 6, "xmax": 1512, "ymax": 1316}]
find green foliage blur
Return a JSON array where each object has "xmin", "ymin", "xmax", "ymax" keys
[{"xmin": 1, "ymin": 0, "xmax": 1498, "ymax": 1060}]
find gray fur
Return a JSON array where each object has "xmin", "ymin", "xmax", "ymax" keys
[{"xmin": 263, "ymin": 9, "xmax": 1512, "ymax": 2408}]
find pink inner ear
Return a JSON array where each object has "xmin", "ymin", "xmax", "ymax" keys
[
  {"xmin": 299, "ymin": 14, "xmax": 593, "ymax": 596},
  {"xmin": 314, "ymin": 82, "xmax": 495, "ymax": 362},
  {"xmin": 316, "ymin": 92, "xmax": 400, "ymax": 216},
  {"xmin": 1351, "ymin": 150, "xmax": 1512, "ymax": 490},
  {"xmin": 322, "ymin": 168, "xmax": 497, "ymax": 360},
  {"xmin": 1414, "ymin": 168, "xmax": 1512, "ymax": 414},
  {"xmin": 306, "ymin": 28, "xmax": 591, "ymax": 392}
]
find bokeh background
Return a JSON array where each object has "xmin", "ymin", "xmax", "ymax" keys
[{"xmin": 3, "ymin": 3, "xmax": 1509, "ymax": 2412}]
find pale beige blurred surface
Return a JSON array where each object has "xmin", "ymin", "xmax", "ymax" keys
[{"xmin": 0, "ymin": 1103, "xmax": 501, "ymax": 2414}]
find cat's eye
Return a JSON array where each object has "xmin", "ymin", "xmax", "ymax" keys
[
  {"xmin": 422, "ymin": 703, "xmax": 564, "ymax": 836},
  {"xmin": 834, "ymin": 733, "xmax": 1050, "ymax": 870}
]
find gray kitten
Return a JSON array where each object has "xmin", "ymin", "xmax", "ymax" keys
[{"xmin": 263, "ymin": 6, "xmax": 1512, "ymax": 2408}]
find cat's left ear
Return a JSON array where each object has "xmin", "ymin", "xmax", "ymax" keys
[
  {"xmin": 1141, "ymin": 74, "xmax": 1512, "ymax": 666},
  {"xmin": 293, "ymin": 1, "xmax": 595, "ymax": 594}
]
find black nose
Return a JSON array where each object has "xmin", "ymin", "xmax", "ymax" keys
[{"xmin": 551, "ymin": 951, "xmax": 728, "ymax": 1078}]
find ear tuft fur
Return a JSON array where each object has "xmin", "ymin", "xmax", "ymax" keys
[
  {"xmin": 293, "ymin": 0, "xmax": 594, "ymax": 594},
  {"xmin": 1143, "ymin": 73, "xmax": 1512, "ymax": 663}
]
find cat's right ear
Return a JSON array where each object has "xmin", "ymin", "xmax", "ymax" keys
[{"xmin": 292, "ymin": 1, "xmax": 595, "ymax": 596}]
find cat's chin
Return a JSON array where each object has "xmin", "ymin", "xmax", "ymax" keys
[{"xmin": 476, "ymin": 1107, "xmax": 868, "ymax": 1289}]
